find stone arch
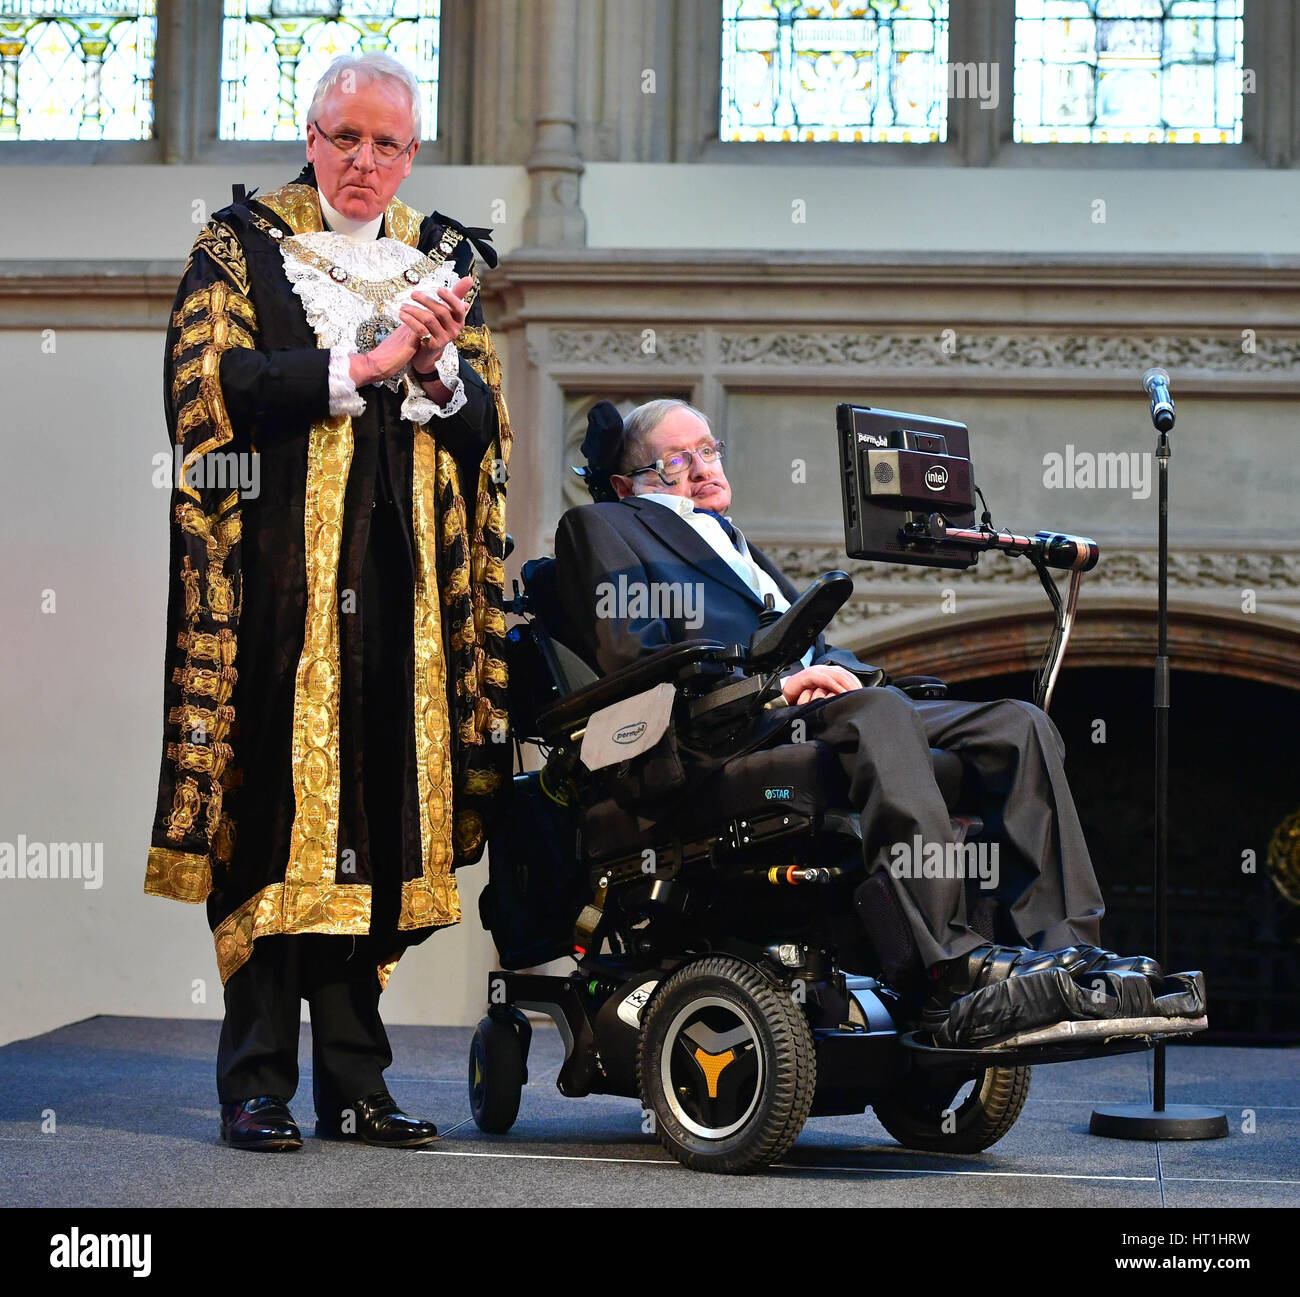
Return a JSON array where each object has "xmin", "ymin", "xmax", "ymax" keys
[{"xmin": 848, "ymin": 600, "xmax": 1300, "ymax": 694}]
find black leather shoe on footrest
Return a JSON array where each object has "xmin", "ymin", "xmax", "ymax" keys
[
  {"xmin": 1063, "ymin": 944, "xmax": 1163, "ymax": 981},
  {"xmin": 219, "ymin": 1096, "xmax": 302, "ymax": 1152},
  {"xmin": 933, "ymin": 965, "xmax": 1208, "ymax": 1049},
  {"xmin": 919, "ymin": 943, "xmax": 1063, "ymax": 1035},
  {"xmin": 315, "ymin": 1091, "xmax": 438, "ymax": 1147}
]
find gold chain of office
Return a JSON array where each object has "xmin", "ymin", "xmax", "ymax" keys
[{"xmin": 250, "ymin": 212, "xmax": 469, "ymax": 304}]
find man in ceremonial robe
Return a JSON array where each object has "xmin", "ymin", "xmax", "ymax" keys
[{"xmin": 144, "ymin": 53, "xmax": 513, "ymax": 1150}]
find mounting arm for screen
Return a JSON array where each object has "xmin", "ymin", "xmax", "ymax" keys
[{"xmin": 900, "ymin": 514, "xmax": 1099, "ymax": 714}]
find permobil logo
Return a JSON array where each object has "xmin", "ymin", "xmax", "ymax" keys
[
  {"xmin": 614, "ymin": 721, "xmax": 647, "ymax": 744},
  {"xmin": 925, "ymin": 464, "xmax": 949, "ymax": 490}
]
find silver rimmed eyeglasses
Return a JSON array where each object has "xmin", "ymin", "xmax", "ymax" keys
[
  {"xmin": 626, "ymin": 441, "xmax": 725, "ymax": 485},
  {"xmin": 311, "ymin": 120, "xmax": 417, "ymax": 166}
]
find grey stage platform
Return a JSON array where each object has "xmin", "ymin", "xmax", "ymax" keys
[{"xmin": 1, "ymin": 1016, "xmax": 1296, "ymax": 1209}]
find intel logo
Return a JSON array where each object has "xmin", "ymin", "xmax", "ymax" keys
[
  {"xmin": 614, "ymin": 721, "xmax": 647, "ymax": 744},
  {"xmin": 925, "ymin": 465, "xmax": 949, "ymax": 491}
]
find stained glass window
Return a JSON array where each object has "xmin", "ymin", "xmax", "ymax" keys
[
  {"xmin": 220, "ymin": 0, "xmax": 440, "ymax": 142},
  {"xmin": 720, "ymin": 0, "xmax": 951, "ymax": 143},
  {"xmin": 1014, "ymin": 0, "xmax": 1244, "ymax": 143},
  {"xmin": 0, "ymin": 2, "xmax": 155, "ymax": 140}
]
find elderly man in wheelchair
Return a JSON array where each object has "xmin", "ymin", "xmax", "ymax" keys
[{"xmin": 470, "ymin": 398, "xmax": 1207, "ymax": 1174}]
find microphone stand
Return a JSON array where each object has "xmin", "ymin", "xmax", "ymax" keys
[{"xmin": 1089, "ymin": 383, "xmax": 1226, "ymax": 1141}]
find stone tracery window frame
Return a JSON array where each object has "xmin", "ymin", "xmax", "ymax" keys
[
  {"xmin": 696, "ymin": 0, "xmax": 1294, "ymax": 168},
  {"xmin": 0, "ymin": 0, "xmax": 466, "ymax": 164}
]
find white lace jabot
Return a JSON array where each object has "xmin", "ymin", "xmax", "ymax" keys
[{"xmin": 280, "ymin": 229, "xmax": 466, "ymax": 424}]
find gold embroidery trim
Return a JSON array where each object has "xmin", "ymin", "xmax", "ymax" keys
[
  {"xmin": 144, "ymin": 846, "xmax": 212, "ymax": 904},
  {"xmin": 284, "ymin": 414, "xmax": 355, "ymax": 905},
  {"xmin": 172, "ymin": 281, "xmax": 257, "ymax": 505},
  {"xmin": 252, "ymin": 183, "xmax": 324, "ymax": 236},
  {"xmin": 385, "ymin": 195, "xmax": 423, "ymax": 246},
  {"xmin": 185, "ymin": 219, "xmax": 251, "ymax": 296},
  {"xmin": 376, "ymin": 952, "xmax": 403, "ymax": 992},
  {"xmin": 211, "ymin": 879, "xmax": 372, "ymax": 985},
  {"xmin": 438, "ymin": 322, "xmax": 514, "ymax": 862},
  {"xmin": 152, "ymin": 221, "xmax": 255, "ymax": 877},
  {"xmin": 403, "ymin": 423, "xmax": 460, "ymax": 931}
]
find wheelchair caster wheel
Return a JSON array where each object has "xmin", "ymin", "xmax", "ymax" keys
[
  {"xmin": 637, "ymin": 954, "xmax": 816, "ymax": 1174},
  {"xmin": 469, "ymin": 1015, "xmax": 526, "ymax": 1134},
  {"xmin": 873, "ymin": 1064, "xmax": 1030, "ymax": 1153}
]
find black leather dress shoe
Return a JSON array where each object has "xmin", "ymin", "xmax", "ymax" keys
[
  {"xmin": 1065, "ymin": 945, "xmax": 1162, "ymax": 980},
  {"xmin": 920, "ymin": 943, "xmax": 1071, "ymax": 1035},
  {"xmin": 219, "ymin": 1096, "xmax": 302, "ymax": 1151},
  {"xmin": 315, "ymin": 1091, "xmax": 438, "ymax": 1148},
  {"xmin": 920, "ymin": 943, "xmax": 1186, "ymax": 1049}
]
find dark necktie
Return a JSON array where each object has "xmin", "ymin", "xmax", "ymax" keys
[{"xmin": 695, "ymin": 507, "xmax": 742, "ymax": 552}]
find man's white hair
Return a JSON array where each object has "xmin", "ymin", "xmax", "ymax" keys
[
  {"xmin": 619, "ymin": 398, "xmax": 712, "ymax": 474},
  {"xmin": 307, "ymin": 52, "xmax": 421, "ymax": 139}
]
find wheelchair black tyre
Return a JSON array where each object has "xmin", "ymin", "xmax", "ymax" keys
[
  {"xmin": 636, "ymin": 954, "xmax": 816, "ymax": 1174},
  {"xmin": 468, "ymin": 1015, "xmax": 526, "ymax": 1134},
  {"xmin": 872, "ymin": 1064, "xmax": 1030, "ymax": 1153}
]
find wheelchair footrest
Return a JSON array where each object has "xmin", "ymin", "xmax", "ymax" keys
[
  {"xmin": 900, "ymin": 1029, "xmax": 1148, "ymax": 1070},
  {"xmin": 898, "ymin": 1017, "xmax": 1205, "ymax": 1070},
  {"xmin": 985, "ymin": 1013, "xmax": 1208, "ymax": 1051}
]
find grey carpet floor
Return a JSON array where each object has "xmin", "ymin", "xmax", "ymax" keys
[{"xmin": 1, "ymin": 1016, "xmax": 1295, "ymax": 1208}]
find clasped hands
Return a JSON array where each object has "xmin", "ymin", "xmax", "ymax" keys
[
  {"xmin": 347, "ymin": 274, "xmax": 474, "ymax": 390},
  {"xmin": 780, "ymin": 662, "xmax": 864, "ymax": 707}
]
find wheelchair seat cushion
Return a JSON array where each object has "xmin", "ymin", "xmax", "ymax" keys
[
  {"xmin": 581, "ymin": 738, "xmax": 968, "ymax": 864},
  {"xmin": 581, "ymin": 739, "xmax": 847, "ymax": 863}
]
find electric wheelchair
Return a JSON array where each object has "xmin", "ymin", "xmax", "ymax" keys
[
  {"xmin": 469, "ymin": 403, "xmax": 1207, "ymax": 1173},
  {"xmin": 469, "ymin": 550, "xmax": 1206, "ymax": 1174}
]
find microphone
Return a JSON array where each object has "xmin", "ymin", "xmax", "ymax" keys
[
  {"xmin": 1142, "ymin": 367, "xmax": 1175, "ymax": 432},
  {"xmin": 1033, "ymin": 531, "xmax": 1100, "ymax": 572},
  {"xmin": 927, "ymin": 515, "xmax": 1100, "ymax": 572}
]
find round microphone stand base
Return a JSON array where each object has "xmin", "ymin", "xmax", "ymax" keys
[{"xmin": 1089, "ymin": 1102, "xmax": 1228, "ymax": 1142}]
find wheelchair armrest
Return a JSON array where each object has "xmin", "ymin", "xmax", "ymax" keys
[
  {"xmin": 536, "ymin": 639, "xmax": 729, "ymax": 741},
  {"xmin": 893, "ymin": 675, "xmax": 948, "ymax": 700}
]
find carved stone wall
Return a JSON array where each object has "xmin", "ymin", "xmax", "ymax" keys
[{"xmin": 482, "ymin": 250, "xmax": 1300, "ymax": 692}]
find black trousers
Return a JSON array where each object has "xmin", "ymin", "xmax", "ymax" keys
[
  {"xmin": 788, "ymin": 685, "xmax": 1106, "ymax": 972},
  {"xmin": 215, "ymin": 933, "xmax": 393, "ymax": 1115},
  {"xmin": 217, "ymin": 438, "xmax": 413, "ymax": 1113}
]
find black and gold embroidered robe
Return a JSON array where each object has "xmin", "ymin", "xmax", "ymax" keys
[{"xmin": 145, "ymin": 165, "xmax": 513, "ymax": 988}]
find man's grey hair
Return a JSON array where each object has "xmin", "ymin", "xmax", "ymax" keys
[
  {"xmin": 307, "ymin": 52, "xmax": 422, "ymax": 139},
  {"xmin": 619, "ymin": 398, "xmax": 712, "ymax": 473}
]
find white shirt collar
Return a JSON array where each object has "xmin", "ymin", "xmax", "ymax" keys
[
  {"xmin": 318, "ymin": 189, "xmax": 385, "ymax": 243},
  {"xmin": 635, "ymin": 491, "xmax": 733, "ymax": 524}
]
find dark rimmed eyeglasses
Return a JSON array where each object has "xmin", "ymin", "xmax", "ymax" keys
[
  {"xmin": 625, "ymin": 441, "xmax": 725, "ymax": 485},
  {"xmin": 311, "ymin": 120, "xmax": 417, "ymax": 166}
]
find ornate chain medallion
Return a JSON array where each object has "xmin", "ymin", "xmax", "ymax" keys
[
  {"xmin": 250, "ymin": 211, "xmax": 469, "ymax": 353},
  {"xmin": 354, "ymin": 311, "xmax": 402, "ymax": 353}
]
